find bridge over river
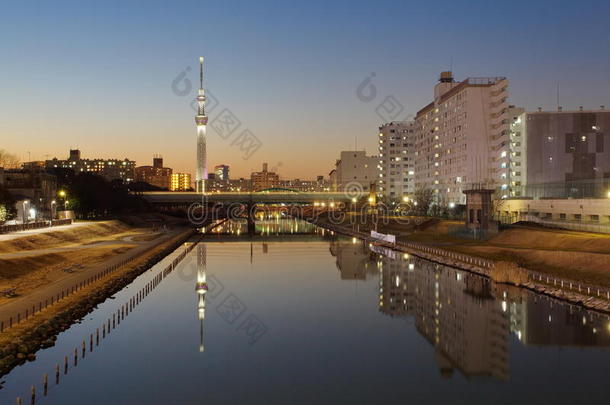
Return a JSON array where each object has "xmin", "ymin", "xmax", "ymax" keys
[{"xmin": 140, "ymin": 191, "xmax": 365, "ymax": 206}]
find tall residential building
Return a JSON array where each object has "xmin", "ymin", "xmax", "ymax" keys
[
  {"xmin": 170, "ymin": 173, "xmax": 192, "ymax": 191},
  {"xmin": 331, "ymin": 151, "xmax": 378, "ymax": 193},
  {"xmin": 514, "ymin": 108, "xmax": 610, "ymax": 198},
  {"xmin": 45, "ymin": 149, "xmax": 135, "ymax": 183},
  {"xmin": 251, "ymin": 163, "xmax": 280, "ymax": 191},
  {"xmin": 214, "ymin": 164, "xmax": 230, "ymax": 181},
  {"xmin": 134, "ymin": 155, "xmax": 172, "ymax": 189},
  {"xmin": 507, "ymin": 106, "xmax": 525, "ymax": 197},
  {"xmin": 413, "ymin": 72, "xmax": 510, "ymax": 204},
  {"xmin": 377, "ymin": 121, "xmax": 416, "ymax": 202},
  {"xmin": 195, "ymin": 56, "xmax": 208, "ymax": 193}
]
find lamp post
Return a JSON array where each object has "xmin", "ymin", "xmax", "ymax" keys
[
  {"xmin": 58, "ymin": 190, "xmax": 68, "ymax": 212},
  {"xmin": 22, "ymin": 200, "xmax": 29, "ymax": 224}
]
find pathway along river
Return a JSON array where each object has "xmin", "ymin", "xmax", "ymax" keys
[{"xmin": 2, "ymin": 219, "xmax": 610, "ymax": 404}]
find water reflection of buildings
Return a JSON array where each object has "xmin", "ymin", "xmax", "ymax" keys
[
  {"xmin": 330, "ymin": 241, "xmax": 610, "ymax": 381},
  {"xmin": 196, "ymin": 243, "xmax": 208, "ymax": 352},
  {"xmin": 398, "ymin": 258, "xmax": 510, "ymax": 380},
  {"xmin": 329, "ymin": 239, "xmax": 377, "ymax": 281},
  {"xmin": 502, "ymin": 287, "xmax": 610, "ymax": 348}
]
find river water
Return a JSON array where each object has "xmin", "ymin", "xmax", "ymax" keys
[{"xmin": 2, "ymin": 219, "xmax": 610, "ymax": 404}]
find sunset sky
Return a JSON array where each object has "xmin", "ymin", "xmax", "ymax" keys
[{"xmin": 2, "ymin": 0, "xmax": 610, "ymax": 178}]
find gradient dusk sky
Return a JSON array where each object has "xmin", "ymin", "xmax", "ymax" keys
[{"xmin": 2, "ymin": 0, "xmax": 610, "ymax": 178}]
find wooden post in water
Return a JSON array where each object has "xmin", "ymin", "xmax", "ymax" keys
[
  {"xmin": 43, "ymin": 373, "xmax": 48, "ymax": 396},
  {"xmin": 55, "ymin": 364, "xmax": 60, "ymax": 384},
  {"xmin": 64, "ymin": 356, "xmax": 68, "ymax": 374},
  {"xmin": 30, "ymin": 385, "xmax": 35, "ymax": 405}
]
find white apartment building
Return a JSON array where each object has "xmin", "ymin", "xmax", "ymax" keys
[
  {"xmin": 331, "ymin": 151, "xmax": 378, "ymax": 193},
  {"xmin": 377, "ymin": 121, "xmax": 416, "ymax": 202},
  {"xmin": 413, "ymin": 72, "xmax": 510, "ymax": 205},
  {"xmin": 507, "ymin": 106, "xmax": 525, "ymax": 197}
]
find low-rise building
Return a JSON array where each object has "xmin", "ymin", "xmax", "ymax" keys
[
  {"xmin": 46, "ymin": 149, "xmax": 135, "ymax": 183},
  {"xmin": 331, "ymin": 151, "xmax": 378, "ymax": 194},
  {"xmin": 0, "ymin": 167, "xmax": 57, "ymax": 221},
  {"xmin": 170, "ymin": 173, "xmax": 192, "ymax": 191},
  {"xmin": 251, "ymin": 163, "xmax": 280, "ymax": 191},
  {"xmin": 134, "ymin": 155, "xmax": 172, "ymax": 189},
  {"xmin": 214, "ymin": 165, "xmax": 230, "ymax": 181}
]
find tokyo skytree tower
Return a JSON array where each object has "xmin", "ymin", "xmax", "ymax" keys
[{"xmin": 195, "ymin": 56, "xmax": 208, "ymax": 193}]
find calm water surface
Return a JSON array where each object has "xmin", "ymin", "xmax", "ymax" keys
[{"xmin": 2, "ymin": 219, "xmax": 610, "ymax": 404}]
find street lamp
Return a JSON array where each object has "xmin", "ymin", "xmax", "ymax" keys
[{"xmin": 22, "ymin": 200, "xmax": 29, "ymax": 224}]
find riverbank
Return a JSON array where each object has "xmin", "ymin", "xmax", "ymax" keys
[
  {"xmin": 0, "ymin": 225, "xmax": 197, "ymax": 375},
  {"xmin": 0, "ymin": 216, "xmax": 186, "ymax": 307},
  {"xmin": 305, "ymin": 212, "xmax": 610, "ymax": 315},
  {"xmin": 311, "ymin": 212, "xmax": 610, "ymax": 288}
]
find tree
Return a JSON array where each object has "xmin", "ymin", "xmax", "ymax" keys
[
  {"xmin": 413, "ymin": 187, "xmax": 434, "ymax": 216},
  {"xmin": 0, "ymin": 185, "xmax": 16, "ymax": 223},
  {"xmin": 0, "ymin": 149, "xmax": 20, "ymax": 168}
]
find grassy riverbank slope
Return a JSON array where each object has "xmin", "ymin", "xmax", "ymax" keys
[
  {"xmin": 314, "ymin": 212, "xmax": 610, "ymax": 288},
  {"xmin": 0, "ymin": 215, "xmax": 185, "ymax": 305}
]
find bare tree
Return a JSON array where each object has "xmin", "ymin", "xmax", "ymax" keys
[
  {"xmin": 413, "ymin": 187, "xmax": 434, "ymax": 216},
  {"xmin": 0, "ymin": 149, "xmax": 20, "ymax": 168}
]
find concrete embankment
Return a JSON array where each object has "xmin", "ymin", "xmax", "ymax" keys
[
  {"xmin": 0, "ymin": 226, "xmax": 197, "ymax": 375},
  {"xmin": 305, "ymin": 216, "xmax": 610, "ymax": 315}
]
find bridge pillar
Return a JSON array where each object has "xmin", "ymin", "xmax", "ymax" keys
[{"xmin": 246, "ymin": 201, "xmax": 256, "ymax": 235}]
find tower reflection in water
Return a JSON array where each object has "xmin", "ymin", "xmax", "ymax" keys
[
  {"xmin": 330, "ymin": 240, "xmax": 610, "ymax": 381},
  {"xmin": 196, "ymin": 243, "xmax": 208, "ymax": 352}
]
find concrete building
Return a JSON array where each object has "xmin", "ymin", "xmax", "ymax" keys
[
  {"xmin": 515, "ymin": 108, "xmax": 610, "ymax": 199},
  {"xmin": 331, "ymin": 151, "xmax": 378, "ymax": 194},
  {"xmin": 227, "ymin": 177, "xmax": 252, "ymax": 192},
  {"xmin": 0, "ymin": 168, "xmax": 57, "ymax": 221},
  {"xmin": 135, "ymin": 155, "xmax": 172, "ymax": 189},
  {"xmin": 170, "ymin": 173, "xmax": 192, "ymax": 191},
  {"xmin": 251, "ymin": 163, "xmax": 280, "ymax": 191},
  {"xmin": 46, "ymin": 149, "xmax": 135, "ymax": 183},
  {"xmin": 214, "ymin": 164, "xmax": 230, "ymax": 181},
  {"xmin": 413, "ymin": 72, "xmax": 510, "ymax": 205},
  {"xmin": 507, "ymin": 106, "xmax": 526, "ymax": 197},
  {"xmin": 280, "ymin": 177, "xmax": 329, "ymax": 192},
  {"xmin": 377, "ymin": 121, "xmax": 416, "ymax": 202}
]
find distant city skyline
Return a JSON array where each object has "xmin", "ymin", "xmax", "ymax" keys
[{"xmin": 2, "ymin": 0, "xmax": 610, "ymax": 178}]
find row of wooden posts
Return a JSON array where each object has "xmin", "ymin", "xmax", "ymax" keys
[
  {"xmin": 14, "ymin": 241, "xmax": 197, "ymax": 405},
  {"xmin": 1, "ymin": 257, "xmax": 137, "ymax": 333}
]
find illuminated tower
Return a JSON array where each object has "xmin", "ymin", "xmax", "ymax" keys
[
  {"xmin": 195, "ymin": 56, "xmax": 208, "ymax": 193},
  {"xmin": 196, "ymin": 243, "xmax": 208, "ymax": 352}
]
